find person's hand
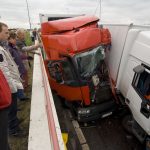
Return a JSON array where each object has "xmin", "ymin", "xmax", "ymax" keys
[
  {"xmin": 39, "ymin": 43, "xmax": 43, "ymax": 48},
  {"xmin": 34, "ymin": 42, "xmax": 40, "ymax": 48},
  {"xmin": 34, "ymin": 52, "xmax": 41, "ymax": 56},
  {"xmin": 29, "ymin": 51, "xmax": 41, "ymax": 56}
]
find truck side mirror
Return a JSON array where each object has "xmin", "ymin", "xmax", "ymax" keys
[{"xmin": 133, "ymin": 65, "xmax": 145, "ymax": 74}]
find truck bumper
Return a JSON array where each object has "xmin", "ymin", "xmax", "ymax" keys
[{"xmin": 77, "ymin": 100, "xmax": 117, "ymax": 122}]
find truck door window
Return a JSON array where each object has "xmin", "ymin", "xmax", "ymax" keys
[
  {"xmin": 62, "ymin": 61, "xmax": 75, "ymax": 81},
  {"xmin": 48, "ymin": 63, "xmax": 56, "ymax": 79},
  {"xmin": 132, "ymin": 65, "xmax": 150, "ymax": 100}
]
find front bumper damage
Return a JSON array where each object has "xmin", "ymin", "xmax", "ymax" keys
[{"xmin": 77, "ymin": 99, "xmax": 117, "ymax": 122}]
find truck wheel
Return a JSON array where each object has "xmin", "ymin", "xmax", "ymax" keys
[
  {"xmin": 146, "ymin": 137, "xmax": 150, "ymax": 150},
  {"xmin": 122, "ymin": 115, "xmax": 133, "ymax": 134}
]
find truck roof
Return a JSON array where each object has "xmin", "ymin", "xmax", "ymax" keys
[
  {"xmin": 39, "ymin": 14, "xmax": 83, "ymax": 23},
  {"xmin": 41, "ymin": 15, "xmax": 99, "ymax": 34}
]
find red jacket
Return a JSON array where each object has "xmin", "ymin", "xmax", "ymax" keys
[{"xmin": 0, "ymin": 69, "xmax": 11, "ymax": 109}]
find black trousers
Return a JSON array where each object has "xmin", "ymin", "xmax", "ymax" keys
[
  {"xmin": 0, "ymin": 107, "xmax": 9, "ymax": 150},
  {"xmin": 8, "ymin": 93, "xmax": 19, "ymax": 134}
]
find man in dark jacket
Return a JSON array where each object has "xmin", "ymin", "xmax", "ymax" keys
[
  {"xmin": 8, "ymin": 31, "xmax": 29, "ymax": 98},
  {"xmin": 8, "ymin": 32, "xmax": 26, "ymax": 77},
  {"xmin": 8, "ymin": 31, "xmax": 27, "ymax": 76}
]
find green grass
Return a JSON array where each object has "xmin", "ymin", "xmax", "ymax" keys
[{"xmin": 25, "ymin": 31, "xmax": 32, "ymax": 46}]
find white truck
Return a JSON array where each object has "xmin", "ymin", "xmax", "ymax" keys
[{"xmin": 105, "ymin": 24, "xmax": 150, "ymax": 145}]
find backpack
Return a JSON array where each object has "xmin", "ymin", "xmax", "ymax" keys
[{"xmin": 0, "ymin": 70, "xmax": 11, "ymax": 109}]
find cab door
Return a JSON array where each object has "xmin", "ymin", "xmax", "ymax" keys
[
  {"xmin": 126, "ymin": 63, "xmax": 150, "ymax": 135},
  {"xmin": 48, "ymin": 58, "xmax": 84, "ymax": 102}
]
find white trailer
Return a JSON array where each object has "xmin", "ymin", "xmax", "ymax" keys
[{"xmin": 105, "ymin": 24, "xmax": 150, "ymax": 144}]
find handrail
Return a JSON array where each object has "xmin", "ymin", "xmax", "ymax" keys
[
  {"xmin": 28, "ymin": 48, "xmax": 65, "ymax": 150},
  {"xmin": 39, "ymin": 50, "xmax": 65, "ymax": 150}
]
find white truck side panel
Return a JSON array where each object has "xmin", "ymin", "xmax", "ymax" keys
[
  {"xmin": 116, "ymin": 29, "xmax": 141, "ymax": 96},
  {"xmin": 118, "ymin": 56, "xmax": 139, "ymax": 97},
  {"xmin": 130, "ymin": 31, "xmax": 150, "ymax": 65},
  {"xmin": 118, "ymin": 31, "xmax": 150, "ymax": 135},
  {"xmin": 104, "ymin": 25, "xmax": 130, "ymax": 83},
  {"xmin": 118, "ymin": 30, "xmax": 150, "ymax": 97}
]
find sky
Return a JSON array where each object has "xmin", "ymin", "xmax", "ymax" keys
[{"xmin": 0, "ymin": 0, "xmax": 150, "ymax": 29}]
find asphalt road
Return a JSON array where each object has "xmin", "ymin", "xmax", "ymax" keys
[
  {"xmin": 81, "ymin": 118, "xmax": 144, "ymax": 150},
  {"xmin": 53, "ymin": 93, "xmax": 144, "ymax": 150}
]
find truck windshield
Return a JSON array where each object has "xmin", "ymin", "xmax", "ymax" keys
[{"xmin": 74, "ymin": 46, "xmax": 105, "ymax": 78}]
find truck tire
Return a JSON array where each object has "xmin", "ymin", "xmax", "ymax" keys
[{"xmin": 122, "ymin": 115, "xmax": 133, "ymax": 134}]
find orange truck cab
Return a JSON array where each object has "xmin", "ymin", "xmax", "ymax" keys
[{"xmin": 41, "ymin": 16, "xmax": 116, "ymax": 122}]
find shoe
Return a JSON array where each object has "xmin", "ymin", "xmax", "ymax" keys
[{"xmin": 20, "ymin": 97, "xmax": 30, "ymax": 101}]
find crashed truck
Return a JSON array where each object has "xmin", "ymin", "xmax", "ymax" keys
[
  {"xmin": 41, "ymin": 15, "xmax": 116, "ymax": 122},
  {"xmin": 40, "ymin": 14, "xmax": 150, "ymax": 145}
]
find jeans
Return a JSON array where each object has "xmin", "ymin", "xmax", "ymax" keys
[{"xmin": 0, "ymin": 107, "xmax": 10, "ymax": 150}]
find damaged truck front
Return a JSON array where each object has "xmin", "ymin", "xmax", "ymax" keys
[{"xmin": 41, "ymin": 16, "xmax": 116, "ymax": 122}]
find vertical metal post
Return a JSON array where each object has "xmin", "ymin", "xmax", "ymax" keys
[
  {"xmin": 100, "ymin": 0, "xmax": 101, "ymax": 20},
  {"xmin": 25, "ymin": 0, "xmax": 32, "ymax": 30}
]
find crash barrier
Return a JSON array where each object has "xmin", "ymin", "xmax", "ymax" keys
[{"xmin": 28, "ymin": 47, "xmax": 65, "ymax": 150}]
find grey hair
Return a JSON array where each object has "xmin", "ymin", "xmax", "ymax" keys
[
  {"xmin": 0, "ymin": 22, "xmax": 8, "ymax": 32},
  {"xmin": 16, "ymin": 28, "xmax": 26, "ymax": 36}
]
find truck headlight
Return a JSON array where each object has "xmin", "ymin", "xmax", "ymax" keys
[{"xmin": 92, "ymin": 74, "xmax": 99, "ymax": 86}]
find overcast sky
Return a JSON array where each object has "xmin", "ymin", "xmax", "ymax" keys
[{"xmin": 0, "ymin": 0, "xmax": 150, "ymax": 29}]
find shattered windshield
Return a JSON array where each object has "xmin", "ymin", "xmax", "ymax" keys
[{"xmin": 74, "ymin": 46, "xmax": 105, "ymax": 78}]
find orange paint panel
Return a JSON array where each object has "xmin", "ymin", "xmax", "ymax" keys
[
  {"xmin": 50, "ymin": 78, "xmax": 83, "ymax": 101},
  {"xmin": 42, "ymin": 28, "xmax": 102, "ymax": 60},
  {"xmin": 41, "ymin": 35, "xmax": 52, "ymax": 59},
  {"xmin": 41, "ymin": 16, "xmax": 99, "ymax": 35},
  {"xmin": 145, "ymin": 95, "xmax": 150, "ymax": 100},
  {"xmin": 101, "ymin": 28, "xmax": 111, "ymax": 45},
  {"xmin": 80, "ymin": 86, "xmax": 91, "ymax": 105},
  {"xmin": 41, "ymin": 16, "xmax": 111, "ymax": 61}
]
